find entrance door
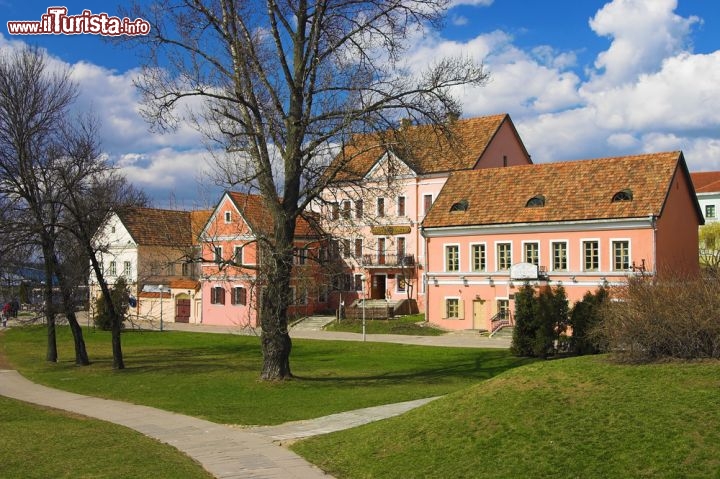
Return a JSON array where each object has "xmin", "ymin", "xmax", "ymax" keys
[
  {"xmin": 472, "ymin": 300, "xmax": 486, "ymax": 330},
  {"xmin": 175, "ymin": 298, "xmax": 191, "ymax": 323},
  {"xmin": 371, "ymin": 274, "xmax": 387, "ymax": 299}
]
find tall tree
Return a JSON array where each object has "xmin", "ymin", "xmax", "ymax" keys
[
  {"xmin": 0, "ymin": 46, "xmax": 89, "ymax": 363},
  {"xmin": 128, "ymin": 0, "xmax": 488, "ymax": 379}
]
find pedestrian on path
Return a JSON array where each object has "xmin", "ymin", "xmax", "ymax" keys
[{"xmin": 2, "ymin": 302, "xmax": 9, "ymax": 327}]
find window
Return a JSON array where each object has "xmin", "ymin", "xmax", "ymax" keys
[
  {"xmin": 354, "ymin": 274, "xmax": 363, "ymax": 292},
  {"xmin": 583, "ymin": 241, "xmax": 599, "ymax": 271},
  {"xmin": 397, "ymin": 274, "xmax": 407, "ymax": 293},
  {"xmin": 224, "ymin": 211, "xmax": 232, "ymax": 223},
  {"xmin": 445, "ymin": 245, "xmax": 460, "ymax": 272},
  {"xmin": 214, "ymin": 246, "xmax": 222, "ymax": 263},
  {"xmin": 343, "ymin": 239, "xmax": 351, "ymax": 258},
  {"xmin": 123, "ymin": 261, "xmax": 132, "ymax": 276},
  {"xmin": 318, "ymin": 285, "xmax": 328, "ymax": 303},
  {"xmin": 523, "ymin": 242, "xmax": 539, "ymax": 266},
  {"xmin": 707, "ymin": 205, "xmax": 716, "ymax": 219},
  {"xmin": 355, "ymin": 239, "xmax": 363, "ymax": 258},
  {"xmin": 210, "ymin": 286, "xmax": 225, "ymax": 305},
  {"xmin": 297, "ymin": 248, "xmax": 307, "ymax": 265},
  {"xmin": 423, "ymin": 194, "xmax": 433, "ymax": 216},
  {"xmin": 329, "ymin": 240, "xmax": 340, "ymax": 259},
  {"xmin": 182, "ymin": 262, "xmax": 192, "ymax": 277},
  {"xmin": 297, "ymin": 288, "xmax": 308, "ymax": 305},
  {"xmin": 111, "ymin": 226, "xmax": 116, "ymax": 233},
  {"xmin": 526, "ymin": 195, "xmax": 545, "ymax": 207},
  {"xmin": 378, "ymin": 238, "xmax": 386, "ymax": 264},
  {"xmin": 377, "ymin": 197, "xmax": 385, "ymax": 217},
  {"xmin": 234, "ymin": 245, "xmax": 243, "ymax": 265},
  {"xmin": 471, "ymin": 244, "xmax": 486, "ymax": 272},
  {"xmin": 331, "ymin": 202, "xmax": 339, "ymax": 220},
  {"xmin": 552, "ymin": 242, "xmax": 568, "ymax": 271},
  {"xmin": 342, "ymin": 200, "xmax": 351, "ymax": 219},
  {"xmin": 231, "ymin": 286, "xmax": 247, "ymax": 305},
  {"xmin": 497, "ymin": 299, "xmax": 510, "ymax": 319},
  {"xmin": 445, "ymin": 298, "xmax": 461, "ymax": 319},
  {"xmin": 397, "ymin": 237, "xmax": 406, "ymax": 259},
  {"xmin": 108, "ymin": 261, "xmax": 117, "ymax": 276},
  {"xmin": 397, "ymin": 196, "xmax": 406, "ymax": 216},
  {"xmin": 450, "ymin": 199, "xmax": 468, "ymax": 212},
  {"xmin": 497, "ymin": 243, "xmax": 512, "ymax": 271},
  {"xmin": 612, "ymin": 240, "xmax": 630, "ymax": 271},
  {"xmin": 612, "ymin": 189, "xmax": 633, "ymax": 202},
  {"xmin": 355, "ymin": 199, "xmax": 363, "ymax": 219}
]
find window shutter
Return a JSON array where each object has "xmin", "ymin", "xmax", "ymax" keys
[
  {"xmin": 440, "ymin": 299, "xmax": 447, "ymax": 320},
  {"xmin": 230, "ymin": 288, "xmax": 237, "ymax": 305},
  {"xmin": 457, "ymin": 300, "xmax": 465, "ymax": 320},
  {"xmin": 219, "ymin": 287, "xmax": 225, "ymax": 305},
  {"xmin": 240, "ymin": 287, "xmax": 247, "ymax": 306}
]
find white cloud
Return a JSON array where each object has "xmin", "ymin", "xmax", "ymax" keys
[
  {"xmin": 451, "ymin": 15, "xmax": 469, "ymax": 26},
  {"xmin": 449, "ymin": 0, "xmax": 493, "ymax": 6}
]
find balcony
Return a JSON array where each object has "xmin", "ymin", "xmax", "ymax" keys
[{"xmin": 361, "ymin": 254, "xmax": 415, "ymax": 268}]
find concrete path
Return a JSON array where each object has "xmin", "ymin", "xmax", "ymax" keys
[{"xmin": 0, "ymin": 368, "xmax": 441, "ymax": 478}]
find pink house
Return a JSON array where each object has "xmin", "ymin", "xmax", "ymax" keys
[
  {"xmin": 199, "ymin": 192, "xmax": 328, "ymax": 327},
  {"xmin": 421, "ymin": 151, "xmax": 703, "ymax": 332},
  {"xmin": 321, "ymin": 114, "xmax": 532, "ymax": 312}
]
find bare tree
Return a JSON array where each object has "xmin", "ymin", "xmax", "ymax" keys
[{"xmin": 127, "ymin": 0, "xmax": 488, "ymax": 379}]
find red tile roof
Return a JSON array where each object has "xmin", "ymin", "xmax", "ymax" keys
[
  {"xmin": 327, "ymin": 114, "xmax": 511, "ymax": 181},
  {"xmin": 690, "ymin": 171, "xmax": 720, "ymax": 193},
  {"xmin": 423, "ymin": 151, "xmax": 692, "ymax": 228},
  {"xmin": 227, "ymin": 192, "xmax": 323, "ymax": 238},
  {"xmin": 118, "ymin": 207, "xmax": 196, "ymax": 247}
]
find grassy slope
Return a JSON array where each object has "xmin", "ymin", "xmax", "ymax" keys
[
  {"xmin": 325, "ymin": 314, "xmax": 445, "ymax": 336},
  {"xmin": 0, "ymin": 325, "xmax": 529, "ymax": 425},
  {"xmin": 292, "ymin": 355, "xmax": 720, "ymax": 479},
  {"xmin": 0, "ymin": 396, "xmax": 212, "ymax": 479}
]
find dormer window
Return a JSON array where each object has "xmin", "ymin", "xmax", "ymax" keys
[
  {"xmin": 612, "ymin": 189, "xmax": 633, "ymax": 202},
  {"xmin": 526, "ymin": 195, "xmax": 545, "ymax": 207},
  {"xmin": 450, "ymin": 199, "xmax": 468, "ymax": 212}
]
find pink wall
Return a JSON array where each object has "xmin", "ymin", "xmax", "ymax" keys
[
  {"xmin": 474, "ymin": 118, "xmax": 532, "ymax": 169},
  {"xmin": 424, "ymin": 225, "xmax": 656, "ymax": 331}
]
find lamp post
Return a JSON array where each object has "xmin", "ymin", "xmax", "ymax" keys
[
  {"xmin": 159, "ymin": 284, "xmax": 164, "ymax": 332},
  {"xmin": 360, "ymin": 274, "xmax": 366, "ymax": 342}
]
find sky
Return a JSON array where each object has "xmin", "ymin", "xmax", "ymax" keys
[{"xmin": 2, "ymin": 0, "xmax": 720, "ymax": 208}]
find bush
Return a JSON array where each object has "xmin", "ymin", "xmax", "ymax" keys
[
  {"xmin": 93, "ymin": 278, "xmax": 130, "ymax": 331},
  {"xmin": 511, "ymin": 284, "xmax": 569, "ymax": 358},
  {"xmin": 595, "ymin": 277, "xmax": 720, "ymax": 361},
  {"xmin": 569, "ymin": 287, "xmax": 608, "ymax": 355}
]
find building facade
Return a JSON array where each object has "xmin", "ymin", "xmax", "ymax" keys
[
  {"xmin": 320, "ymin": 114, "xmax": 532, "ymax": 312},
  {"xmin": 422, "ymin": 151, "xmax": 703, "ymax": 332}
]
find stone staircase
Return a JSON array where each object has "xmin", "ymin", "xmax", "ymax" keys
[
  {"xmin": 490, "ymin": 326, "xmax": 514, "ymax": 340},
  {"xmin": 290, "ymin": 315, "xmax": 336, "ymax": 331}
]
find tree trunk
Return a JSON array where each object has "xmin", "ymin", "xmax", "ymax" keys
[
  {"xmin": 259, "ymin": 217, "xmax": 295, "ymax": 380},
  {"xmin": 111, "ymin": 321, "xmax": 124, "ymax": 370},
  {"xmin": 41, "ymin": 242, "xmax": 57, "ymax": 363},
  {"xmin": 53, "ymin": 254, "xmax": 90, "ymax": 365}
]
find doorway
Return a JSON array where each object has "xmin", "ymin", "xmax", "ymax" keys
[{"xmin": 371, "ymin": 274, "xmax": 387, "ymax": 299}]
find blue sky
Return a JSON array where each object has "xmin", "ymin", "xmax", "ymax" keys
[{"xmin": 2, "ymin": 1, "xmax": 720, "ymax": 207}]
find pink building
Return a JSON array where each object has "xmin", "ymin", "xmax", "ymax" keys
[
  {"xmin": 421, "ymin": 151, "xmax": 702, "ymax": 332},
  {"xmin": 321, "ymin": 114, "xmax": 531, "ymax": 312},
  {"xmin": 199, "ymin": 192, "xmax": 328, "ymax": 327}
]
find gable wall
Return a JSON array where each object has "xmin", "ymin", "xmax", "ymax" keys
[{"xmin": 475, "ymin": 121, "xmax": 531, "ymax": 169}]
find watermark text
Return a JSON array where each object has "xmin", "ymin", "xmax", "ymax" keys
[{"xmin": 7, "ymin": 7, "xmax": 151, "ymax": 36}]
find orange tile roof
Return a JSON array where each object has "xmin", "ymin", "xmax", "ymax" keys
[
  {"xmin": 118, "ymin": 207, "xmax": 196, "ymax": 247},
  {"xmin": 690, "ymin": 171, "xmax": 720, "ymax": 193},
  {"xmin": 423, "ymin": 151, "xmax": 691, "ymax": 228},
  {"xmin": 227, "ymin": 192, "xmax": 323, "ymax": 238},
  {"xmin": 190, "ymin": 210, "xmax": 213, "ymax": 245},
  {"xmin": 328, "ymin": 114, "xmax": 510, "ymax": 180}
]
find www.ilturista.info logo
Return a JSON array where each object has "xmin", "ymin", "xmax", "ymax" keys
[{"xmin": 7, "ymin": 7, "xmax": 151, "ymax": 36}]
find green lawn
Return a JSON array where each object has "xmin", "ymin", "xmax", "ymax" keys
[
  {"xmin": 292, "ymin": 355, "xmax": 720, "ymax": 478},
  {"xmin": 325, "ymin": 314, "xmax": 445, "ymax": 335},
  {"xmin": 0, "ymin": 325, "xmax": 528, "ymax": 425},
  {"xmin": 0, "ymin": 396, "xmax": 212, "ymax": 479}
]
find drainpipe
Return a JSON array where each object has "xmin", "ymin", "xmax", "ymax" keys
[
  {"xmin": 422, "ymin": 226, "xmax": 429, "ymax": 322},
  {"xmin": 650, "ymin": 214, "xmax": 657, "ymax": 277}
]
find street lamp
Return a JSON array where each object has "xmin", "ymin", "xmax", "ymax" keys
[
  {"xmin": 159, "ymin": 284, "xmax": 164, "ymax": 332},
  {"xmin": 360, "ymin": 274, "xmax": 366, "ymax": 342}
]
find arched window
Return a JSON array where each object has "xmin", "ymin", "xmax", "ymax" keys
[
  {"xmin": 450, "ymin": 199, "xmax": 469, "ymax": 212},
  {"xmin": 612, "ymin": 189, "xmax": 633, "ymax": 202},
  {"xmin": 525, "ymin": 195, "xmax": 545, "ymax": 207}
]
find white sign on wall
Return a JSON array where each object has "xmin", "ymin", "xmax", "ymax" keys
[{"xmin": 510, "ymin": 262, "xmax": 538, "ymax": 280}]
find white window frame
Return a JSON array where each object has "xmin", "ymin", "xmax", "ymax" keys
[
  {"xmin": 550, "ymin": 240, "xmax": 569, "ymax": 272},
  {"xmin": 234, "ymin": 245, "xmax": 243, "ymax": 265},
  {"xmin": 611, "ymin": 238, "xmax": 631, "ymax": 271},
  {"xmin": 108, "ymin": 261, "xmax": 117, "ymax": 276},
  {"xmin": 469, "ymin": 242, "xmax": 486, "ymax": 272},
  {"xmin": 495, "ymin": 241, "xmax": 512, "ymax": 271},
  {"xmin": 224, "ymin": 211, "xmax": 232, "ymax": 223},
  {"xmin": 397, "ymin": 236, "xmax": 407, "ymax": 259},
  {"xmin": 581, "ymin": 238, "xmax": 601, "ymax": 272},
  {"xmin": 423, "ymin": 194, "xmax": 433, "ymax": 216},
  {"xmin": 522, "ymin": 241, "xmax": 540, "ymax": 266},
  {"xmin": 444, "ymin": 243, "xmax": 460, "ymax": 272},
  {"xmin": 396, "ymin": 274, "xmax": 407, "ymax": 293},
  {"xmin": 706, "ymin": 204, "xmax": 716, "ymax": 219},
  {"xmin": 213, "ymin": 246, "xmax": 223, "ymax": 263},
  {"xmin": 123, "ymin": 261, "xmax": 132, "ymax": 277},
  {"xmin": 342, "ymin": 200, "xmax": 351, "ymax": 219},
  {"xmin": 444, "ymin": 297, "xmax": 462, "ymax": 319},
  {"xmin": 397, "ymin": 195, "xmax": 406, "ymax": 217},
  {"xmin": 377, "ymin": 197, "xmax": 385, "ymax": 217}
]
